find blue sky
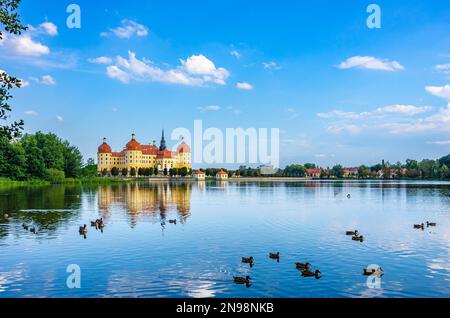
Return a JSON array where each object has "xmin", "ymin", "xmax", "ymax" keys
[{"xmin": 1, "ymin": 0, "xmax": 450, "ymax": 168}]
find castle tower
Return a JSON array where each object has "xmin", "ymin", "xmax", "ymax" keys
[{"xmin": 159, "ymin": 129, "xmax": 167, "ymax": 151}]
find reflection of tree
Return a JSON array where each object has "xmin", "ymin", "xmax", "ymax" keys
[
  {"xmin": 0, "ymin": 185, "xmax": 83, "ymax": 237},
  {"xmin": 98, "ymin": 182, "xmax": 192, "ymax": 227}
]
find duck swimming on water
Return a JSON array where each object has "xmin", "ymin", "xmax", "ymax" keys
[
  {"xmin": 301, "ymin": 269, "xmax": 321, "ymax": 279},
  {"xmin": 269, "ymin": 252, "xmax": 280, "ymax": 260},
  {"xmin": 233, "ymin": 275, "xmax": 251, "ymax": 285},
  {"xmin": 295, "ymin": 262, "xmax": 311, "ymax": 270},
  {"xmin": 169, "ymin": 219, "xmax": 177, "ymax": 224},
  {"xmin": 426, "ymin": 222, "xmax": 437, "ymax": 227},
  {"xmin": 79, "ymin": 224, "xmax": 87, "ymax": 235},
  {"xmin": 352, "ymin": 235, "xmax": 364, "ymax": 242},
  {"xmin": 346, "ymin": 230, "xmax": 358, "ymax": 236},
  {"xmin": 413, "ymin": 224, "xmax": 424, "ymax": 230},
  {"xmin": 242, "ymin": 256, "xmax": 254, "ymax": 264}
]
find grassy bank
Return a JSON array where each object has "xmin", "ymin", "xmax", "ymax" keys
[{"xmin": 0, "ymin": 177, "xmax": 133, "ymax": 187}]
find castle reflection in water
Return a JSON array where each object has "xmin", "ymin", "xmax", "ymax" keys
[{"xmin": 97, "ymin": 182, "xmax": 197, "ymax": 226}]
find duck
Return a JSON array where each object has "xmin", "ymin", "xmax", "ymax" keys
[
  {"xmin": 426, "ymin": 222, "xmax": 437, "ymax": 227},
  {"xmin": 269, "ymin": 252, "xmax": 280, "ymax": 260},
  {"xmin": 4, "ymin": 213, "xmax": 8, "ymax": 219},
  {"xmin": 242, "ymin": 256, "xmax": 254, "ymax": 264},
  {"xmin": 363, "ymin": 267, "xmax": 384, "ymax": 276},
  {"xmin": 169, "ymin": 219, "xmax": 177, "ymax": 224},
  {"xmin": 97, "ymin": 220, "xmax": 105, "ymax": 229},
  {"xmin": 22, "ymin": 223, "xmax": 29, "ymax": 230},
  {"xmin": 413, "ymin": 223, "xmax": 424, "ymax": 229},
  {"xmin": 346, "ymin": 230, "xmax": 359, "ymax": 236},
  {"xmin": 95, "ymin": 218, "xmax": 103, "ymax": 225},
  {"xmin": 295, "ymin": 262, "xmax": 311, "ymax": 270},
  {"xmin": 79, "ymin": 224, "xmax": 87, "ymax": 235},
  {"xmin": 29, "ymin": 226, "xmax": 36, "ymax": 234},
  {"xmin": 233, "ymin": 275, "xmax": 251, "ymax": 285},
  {"xmin": 301, "ymin": 269, "xmax": 321, "ymax": 278},
  {"xmin": 352, "ymin": 235, "xmax": 364, "ymax": 242},
  {"xmin": 90, "ymin": 221, "xmax": 97, "ymax": 227},
  {"xmin": 347, "ymin": 194, "xmax": 351, "ymax": 199}
]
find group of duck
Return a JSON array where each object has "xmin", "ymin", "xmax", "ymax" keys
[
  {"xmin": 346, "ymin": 230, "xmax": 364, "ymax": 242},
  {"xmin": 414, "ymin": 221, "xmax": 437, "ymax": 230},
  {"xmin": 21, "ymin": 223, "xmax": 37, "ymax": 234},
  {"xmin": 233, "ymin": 252, "xmax": 322, "ymax": 287},
  {"xmin": 78, "ymin": 218, "xmax": 105, "ymax": 237}
]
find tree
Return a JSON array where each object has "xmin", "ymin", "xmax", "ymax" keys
[
  {"xmin": 358, "ymin": 165, "xmax": 370, "ymax": 179},
  {"xmin": 163, "ymin": 168, "xmax": 168, "ymax": 176},
  {"xmin": 180, "ymin": 167, "xmax": 188, "ymax": 177},
  {"xmin": 45, "ymin": 168, "xmax": 65, "ymax": 184},
  {"xmin": 440, "ymin": 164, "xmax": 449, "ymax": 179},
  {"xmin": 102, "ymin": 168, "xmax": 108, "ymax": 177},
  {"xmin": 438, "ymin": 154, "xmax": 450, "ymax": 168},
  {"xmin": 169, "ymin": 168, "xmax": 175, "ymax": 177},
  {"xmin": 111, "ymin": 167, "xmax": 119, "ymax": 177},
  {"xmin": 63, "ymin": 141, "xmax": 82, "ymax": 178},
  {"xmin": 122, "ymin": 168, "xmax": 128, "ymax": 177},
  {"xmin": 148, "ymin": 167, "xmax": 154, "ymax": 176},
  {"xmin": 0, "ymin": 0, "xmax": 27, "ymax": 140},
  {"xmin": 0, "ymin": 136, "xmax": 26, "ymax": 179},
  {"xmin": 331, "ymin": 165, "xmax": 344, "ymax": 178},
  {"xmin": 130, "ymin": 167, "xmax": 137, "ymax": 177},
  {"xmin": 81, "ymin": 158, "xmax": 97, "ymax": 178}
]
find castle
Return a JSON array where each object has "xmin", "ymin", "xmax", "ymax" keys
[{"xmin": 97, "ymin": 130, "xmax": 191, "ymax": 174}]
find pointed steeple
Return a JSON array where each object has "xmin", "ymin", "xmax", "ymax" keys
[{"xmin": 159, "ymin": 129, "xmax": 167, "ymax": 151}]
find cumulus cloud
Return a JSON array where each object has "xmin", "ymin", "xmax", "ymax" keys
[
  {"xmin": 106, "ymin": 51, "xmax": 229, "ymax": 86},
  {"xmin": 0, "ymin": 22, "xmax": 58, "ymax": 57},
  {"xmin": 236, "ymin": 82, "xmax": 253, "ymax": 90},
  {"xmin": 88, "ymin": 56, "xmax": 113, "ymax": 64},
  {"xmin": 56, "ymin": 115, "xmax": 64, "ymax": 122},
  {"xmin": 337, "ymin": 56, "xmax": 404, "ymax": 71},
  {"xmin": 30, "ymin": 75, "xmax": 56, "ymax": 85},
  {"xmin": 103, "ymin": 20, "xmax": 149, "ymax": 39},
  {"xmin": 425, "ymin": 84, "xmax": 450, "ymax": 101}
]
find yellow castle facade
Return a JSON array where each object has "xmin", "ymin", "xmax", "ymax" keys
[{"xmin": 97, "ymin": 130, "xmax": 191, "ymax": 174}]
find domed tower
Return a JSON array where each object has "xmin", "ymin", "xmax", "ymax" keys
[
  {"xmin": 176, "ymin": 137, "xmax": 191, "ymax": 169},
  {"xmin": 125, "ymin": 133, "xmax": 142, "ymax": 171},
  {"xmin": 98, "ymin": 137, "xmax": 112, "ymax": 174}
]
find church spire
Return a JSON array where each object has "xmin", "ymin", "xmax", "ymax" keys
[{"xmin": 159, "ymin": 129, "xmax": 167, "ymax": 151}]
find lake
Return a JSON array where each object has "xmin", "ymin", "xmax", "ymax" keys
[{"xmin": 0, "ymin": 180, "xmax": 449, "ymax": 298}]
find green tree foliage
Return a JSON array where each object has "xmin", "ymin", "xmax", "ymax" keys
[
  {"xmin": 130, "ymin": 167, "xmax": 136, "ymax": 177},
  {"xmin": 358, "ymin": 165, "xmax": 370, "ymax": 178},
  {"xmin": 0, "ymin": 132, "xmax": 83, "ymax": 180},
  {"xmin": 0, "ymin": 0, "xmax": 27, "ymax": 140},
  {"xmin": 331, "ymin": 165, "xmax": 344, "ymax": 178},
  {"xmin": 81, "ymin": 158, "xmax": 97, "ymax": 178},
  {"xmin": 111, "ymin": 167, "xmax": 119, "ymax": 177},
  {"xmin": 121, "ymin": 168, "xmax": 128, "ymax": 176},
  {"xmin": 45, "ymin": 168, "xmax": 65, "ymax": 183},
  {"xmin": 283, "ymin": 165, "xmax": 306, "ymax": 177},
  {"xmin": 180, "ymin": 167, "xmax": 188, "ymax": 177}
]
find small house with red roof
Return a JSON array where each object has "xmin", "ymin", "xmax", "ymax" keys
[{"xmin": 216, "ymin": 170, "xmax": 229, "ymax": 180}]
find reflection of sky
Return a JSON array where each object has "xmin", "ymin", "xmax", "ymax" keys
[{"xmin": 0, "ymin": 181, "xmax": 449, "ymax": 298}]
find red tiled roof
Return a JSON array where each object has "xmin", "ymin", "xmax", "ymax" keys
[
  {"xmin": 344, "ymin": 167, "xmax": 359, "ymax": 173},
  {"xmin": 141, "ymin": 145, "xmax": 159, "ymax": 155},
  {"xmin": 177, "ymin": 142, "xmax": 191, "ymax": 153},
  {"xmin": 157, "ymin": 149, "xmax": 173, "ymax": 159},
  {"xmin": 126, "ymin": 139, "xmax": 141, "ymax": 151},
  {"xmin": 216, "ymin": 170, "xmax": 228, "ymax": 175},
  {"xmin": 98, "ymin": 143, "xmax": 112, "ymax": 153},
  {"xmin": 194, "ymin": 171, "xmax": 205, "ymax": 175},
  {"xmin": 112, "ymin": 151, "xmax": 125, "ymax": 157},
  {"xmin": 305, "ymin": 169, "xmax": 321, "ymax": 174}
]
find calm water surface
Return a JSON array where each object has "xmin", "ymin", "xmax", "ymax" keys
[{"xmin": 0, "ymin": 180, "xmax": 449, "ymax": 298}]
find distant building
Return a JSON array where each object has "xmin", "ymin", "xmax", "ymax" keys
[
  {"xmin": 344, "ymin": 167, "xmax": 359, "ymax": 178},
  {"xmin": 216, "ymin": 170, "xmax": 229, "ymax": 180},
  {"xmin": 305, "ymin": 169, "xmax": 321, "ymax": 178},
  {"xmin": 97, "ymin": 130, "xmax": 191, "ymax": 174},
  {"xmin": 193, "ymin": 171, "xmax": 206, "ymax": 180}
]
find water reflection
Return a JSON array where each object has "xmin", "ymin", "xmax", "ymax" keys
[{"xmin": 98, "ymin": 182, "xmax": 192, "ymax": 226}]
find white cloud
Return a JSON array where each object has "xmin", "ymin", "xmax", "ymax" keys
[
  {"xmin": 327, "ymin": 124, "xmax": 365, "ymax": 135},
  {"xmin": 106, "ymin": 51, "xmax": 229, "ymax": 86},
  {"xmin": 427, "ymin": 140, "xmax": 450, "ymax": 145},
  {"xmin": 0, "ymin": 21, "xmax": 58, "ymax": 57},
  {"xmin": 88, "ymin": 56, "xmax": 113, "ymax": 64},
  {"xmin": 105, "ymin": 20, "xmax": 149, "ymax": 39},
  {"xmin": 56, "ymin": 115, "xmax": 64, "ymax": 122},
  {"xmin": 236, "ymin": 82, "xmax": 253, "ymax": 90},
  {"xmin": 263, "ymin": 61, "xmax": 281, "ymax": 70},
  {"xmin": 30, "ymin": 75, "xmax": 56, "ymax": 85},
  {"xmin": 20, "ymin": 79, "xmax": 30, "ymax": 87},
  {"xmin": 23, "ymin": 110, "xmax": 38, "ymax": 116},
  {"xmin": 197, "ymin": 105, "xmax": 221, "ymax": 112},
  {"xmin": 38, "ymin": 22, "xmax": 58, "ymax": 36},
  {"xmin": 435, "ymin": 63, "xmax": 450, "ymax": 74},
  {"xmin": 1, "ymin": 33, "xmax": 50, "ymax": 56},
  {"xmin": 181, "ymin": 54, "xmax": 229, "ymax": 85},
  {"xmin": 425, "ymin": 84, "xmax": 450, "ymax": 101},
  {"xmin": 230, "ymin": 50, "xmax": 241, "ymax": 59},
  {"xmin": 338, "ymin": 56, "xmax": 404, "ymax": 71},
  {"xmin": 317, "ymin": 105, "xmax": 431, "ymax": 119}
]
